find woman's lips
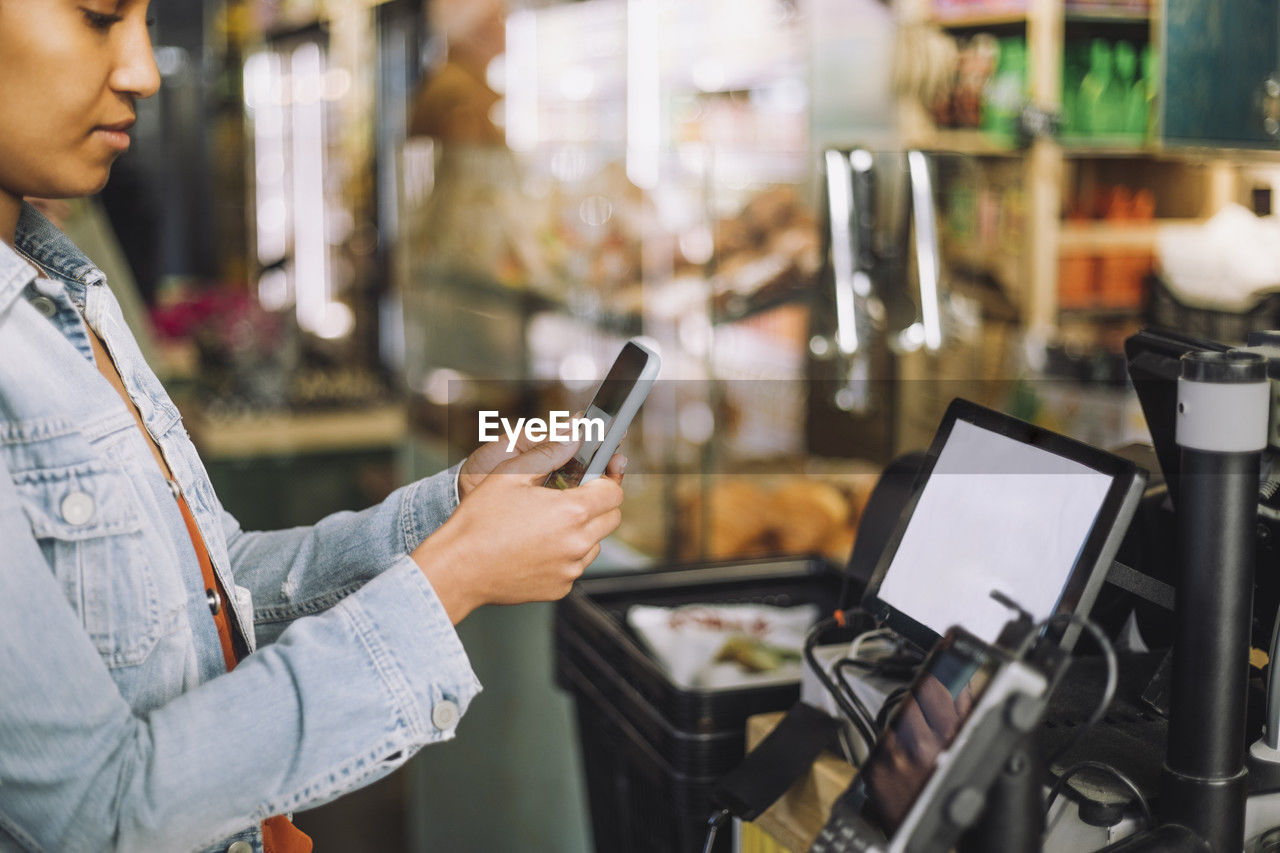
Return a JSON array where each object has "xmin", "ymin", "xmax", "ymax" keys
[
  {"xmin": 93, "ymin": 127, "xmax": 132, "ymax": 152},
  {"xmin": 93, "ymin": 117, "xmax": 135, "ymax": 152}
]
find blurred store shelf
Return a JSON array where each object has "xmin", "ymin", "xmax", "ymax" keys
[
  {"xmin": 1058, "ymin": 218, "xmax": 1203, "ymax": 251},
  {"xmin": 186, "ymin": 404, "xmax": 408, "ymax": 460}
]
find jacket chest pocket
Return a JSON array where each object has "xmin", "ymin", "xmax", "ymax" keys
[{"xmin": 14, "ymin": 462, "xmax": 184, "ymax": 668}]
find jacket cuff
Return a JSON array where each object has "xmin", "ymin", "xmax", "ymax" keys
[
  {"xmin": 397, "ymin": 462, "xmax": 463, "ymax": 554},
  {"xmin": 337, "ymin": 554, "xmax": 481, "ymax": 745}
]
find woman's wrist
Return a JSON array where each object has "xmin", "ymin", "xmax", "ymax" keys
[
  {"xmin": 456, "ymin": 461, "xmax": 480, "ymax": 500},
  {"xmin": 410, "ymin": 522, "xmax": 481, "ymax": 625}
]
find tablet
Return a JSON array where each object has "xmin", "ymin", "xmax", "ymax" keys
[{"xmin": 861, "ymin": 399, "xmax": 1146, "ymax": 651}]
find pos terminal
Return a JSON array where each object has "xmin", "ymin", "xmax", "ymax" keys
[
  {"xmin": 810, "ymin": 623, "xmax": 1060, "ymax": 853},
  {"xmin": 797, "ymin": 400, "xmax": 1145, "ymax": 850}
]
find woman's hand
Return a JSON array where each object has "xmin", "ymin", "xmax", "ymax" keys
[
  {"xmin": 413, "ymin": 439, "xmax": 625, "ymax": 624},
  {"xmin": 457, "ymin": 430, "xmax": 539, "ymax": 498}
]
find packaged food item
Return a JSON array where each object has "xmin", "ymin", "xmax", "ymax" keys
[
  {"xmin": 770, "ymin": 480, "xmax": 852, "ymax": 555},
  {"xmin": 626, "ymin": 602, "xmax": 819, "ymax": 689},
  {"xmin": 678, "ymin": 479, "xmax": 777, "ymax": 561},
  {"xmin": 677, "ymin": 472, "xmax": 877, "ymax": 563}
]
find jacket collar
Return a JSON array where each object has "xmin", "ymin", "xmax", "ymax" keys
[{"xmin": 0, "ymin": 202, "xmax": 104, "ymax": 315}]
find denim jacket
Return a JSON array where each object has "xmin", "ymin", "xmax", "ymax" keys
[{"xmin": 0, "ymin": 204, "xmax": 481, "ymax": 853}]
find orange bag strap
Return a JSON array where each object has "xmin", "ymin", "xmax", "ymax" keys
[{"xmin": 174, "ymin": 487, "xmax": 313, "ymax": 853}]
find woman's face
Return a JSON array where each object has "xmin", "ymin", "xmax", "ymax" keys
[{"xmin": 0, "ymin": 0, "xmax": 159, "ymax": 201}]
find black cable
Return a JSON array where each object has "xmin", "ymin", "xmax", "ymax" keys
[
  {"xmin": 806, "ymin": 646, "xmax": 876, "ymax": 750},
  {"xmin": 875, "ymin": 686, "xmax": 910, "ymax": 731},
  {"xmin": 1043, "ymin": 760, "xmax": 1153, "ymax": 828},
  {"xmin": 834, "ymin": 656, "xmax": 877, "ymax": 670},
  {"xmin": 701, "ymin": 808, "xmax": 730, "ymax": 853},
  {"xmin": 1016, "ymin": 611, "xmax": 1118, "ymax": 768},
  {"xmin": 832, "ymin": 658, "xmax": 879, "ymax": 736},
  {"xmin": 803, "ymin": 615, "xmax": 877, "ymax": 754},
  {"xmin": 835, "ymin": 725, "xmax": 857, "ymax": 766},
  {"xmin": 826, "ymin": 625, "xmax": 925, "ymax": 748},
  {"xmin": 834, "ymin": 652, "xmax": 924, "ymax": 682}
]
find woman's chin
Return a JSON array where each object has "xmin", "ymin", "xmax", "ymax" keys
[
  {"xmin": 20, "ymin": 154, "xmax": 117, "ymax": 201},
  {"xmin": 86, "ymin": 167, "xmax": 114, "ymax": 195},
  {"xmin": 70, "ymin": 153, "xmax": 118, "ymax": 195},
  {"xmin": 65, "ymin": 166, "xmax": 113, "ymax": 198}
]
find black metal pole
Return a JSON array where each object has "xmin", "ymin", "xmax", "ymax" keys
[{"xmin": 1160, "ymin": 350, "xmax": 1270, "ymax": 851}]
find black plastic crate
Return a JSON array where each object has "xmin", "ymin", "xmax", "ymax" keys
[
  {"xmin": 1146, "ymin": 275, "xmax": 1280, "ymax": 346},
  {"xmin": 561, "ymin": 653, "xmax": 730, "ymax": 853},
  {"xmin": 555, "ymin": 622, "xmax": 746, "ymax": 778},
  {"xmin": 556, "ymin": 556, "xmax": 846, "ymax": 734}
]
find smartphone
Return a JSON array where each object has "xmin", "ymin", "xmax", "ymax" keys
[{"xmin": 544, "ymin": 339, "xmax": 661, "ymax": 489}]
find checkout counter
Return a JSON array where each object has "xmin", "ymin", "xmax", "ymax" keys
[{"xmin": 556, "ymin": 328, "xmax": 1280, "ymax": 853}]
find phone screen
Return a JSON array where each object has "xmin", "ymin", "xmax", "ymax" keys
[
  {"xmin": 853, "ymin": 630, "xmax": 997, "ymax": 835},
  {"xmin": 545, "ymin": 343, "xmax": 649, "ymax": 489}
]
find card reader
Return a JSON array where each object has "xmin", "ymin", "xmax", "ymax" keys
[{"xmin": 809, "ymin": 626, "xmax": 1056, "ymax": 853}]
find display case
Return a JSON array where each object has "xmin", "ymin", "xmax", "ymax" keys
[
  {"xmin": 395, "ymin": 0, "xmax": 1160, "ymax": 565},
  {"xmin": 393, "ymin": 0, "xmax": 896, "ymax": 565}
]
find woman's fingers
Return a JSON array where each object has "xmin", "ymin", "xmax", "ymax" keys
[
  {"xmin": 604, "ymin": 453, "xmax": 628, "ymax": 483},
  {"xmin": 582, "ymin": 507, "xmax": 623, "ymax": 545},
  {"xmin": 494, "ymin": 439, "xmax": 582, "ymax": 482},
  {"xmin": 576, "ymin": 476, "xmax": 625, "ymax": 514}
]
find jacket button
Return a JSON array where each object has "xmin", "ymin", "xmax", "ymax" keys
[
  {"xmin": 60, "ymin": 491, "xmax": 96, "ymax": 526},
  {"xmin": 226, "ymin": 842, "xmax": 252, "ymax": 853},
  {"xmin": 431, "ymin": 699, "xmax": 460, "ymax": 731},
  {"xmin": 30, "ymin": 296, "xmax": 57, "ymax": 318},
  {"xmin": 206, "ymin": 588, "xmax": 221, "ymax": 615}
]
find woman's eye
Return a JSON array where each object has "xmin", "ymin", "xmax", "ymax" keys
[{"xmin": 82, "ymin": 9, "xmax": 124, "ymax": 31}]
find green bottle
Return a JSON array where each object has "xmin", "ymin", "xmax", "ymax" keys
[
  {"xmin": 983, "ymin": 36, "xmax": 1027, "ymax": 140},
  {"xmin": 1061, "ymin": 40, "xmax": 1090, "ymax": 137},
  {"xmin": 1059, "ymin": 40, "xmax": 1090, "ymax": 136},
  {"xmin": 1115, "ymin": 41, "xmax": 1145, "ymax": 139},
  {"xmin": 1078, "ymin": 39, "xmax": 1117, "ymax": 138},
  {"xmin": 1142, "ymin": 45, "xmax": 1158, "ymax": 140}
]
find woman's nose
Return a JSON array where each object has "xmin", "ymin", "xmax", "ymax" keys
[{"xmin": 110, "ymin": 24, "xmax": 162, "ymax": 101}]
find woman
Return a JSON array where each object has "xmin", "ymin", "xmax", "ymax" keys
[{"xmin": 0, "ymin": 2, "xmax": 626, "ymax": 851}]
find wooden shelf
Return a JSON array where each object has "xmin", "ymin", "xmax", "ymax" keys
[
  {"xmin": 1058, "ymin": 219, "xmax": 1202, "ymax": 251},
  {"xmin": 907, "ymin": 128, "xmax": 1024, "ymax": 155},
  {"xmin": 1058, "ymin": 305, "xmax": 1144, "ymax": 319},
  {"xmin": 929, "ymin": 4, "xmax": 1148, "ymax": 28},
  {"xmin": 1064, "ymin": 7, "xmax": 1150, "ymax": 24},
  {"xmin": 930, "ymin": 9, "xmax": 1028, "ymax": 28},
  {"xmin": 1060, "ymin": 139, "xmax": 1156, "ymax": 157},
  {"xmin": 1058, "ymin": 142, "xmax": 1264, "ymax": 165},
  {"xmin": 913, "ymin": 133, "xmax": 1217, "ymax": 160}
]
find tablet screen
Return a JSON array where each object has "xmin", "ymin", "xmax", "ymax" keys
[{"xmin": 875, "ymin": 419, "xmax": 1114, "ymax": 644}]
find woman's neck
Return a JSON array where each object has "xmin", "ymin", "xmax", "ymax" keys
[{"xmin": 0, "ymin": 189, "xmax": 20, "ymax": 248}]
